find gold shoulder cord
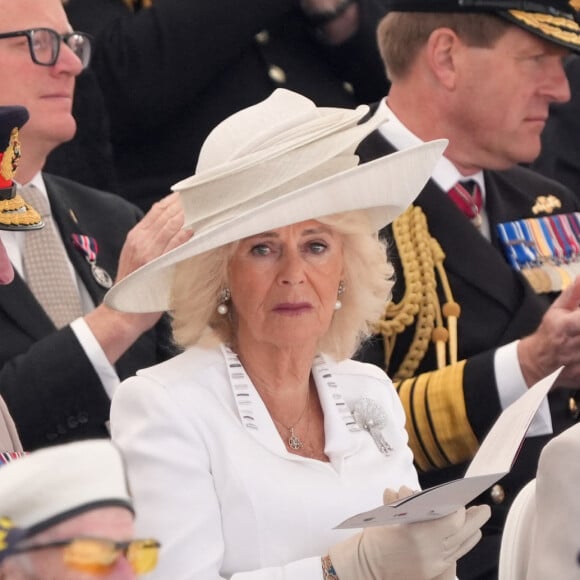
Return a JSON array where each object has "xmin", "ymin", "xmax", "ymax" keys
[{"xmin": 375, "ymin": 206, "xmax": 460, "ymax": 380}]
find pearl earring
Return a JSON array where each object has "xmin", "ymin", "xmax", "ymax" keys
[
  {"xmin": 217, "ymin": 288, "xmax": 231, "ymax": 315},
  {"xmin": 334, "ymin": 280, "xmax": 345, "ymax": 311}
]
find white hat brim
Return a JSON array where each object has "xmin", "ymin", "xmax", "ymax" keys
[
  {"xmin": 105, "ymin": 139, "xmax": 447, "ymax": 313},
  {"xmin": 0, "ymin": 440, "xmax": 132, "ymax": 534}
]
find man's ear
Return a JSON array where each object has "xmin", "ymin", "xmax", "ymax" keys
[{"xmin": 425, "ymin": 28, "xmax": 461, "ymax": 90}]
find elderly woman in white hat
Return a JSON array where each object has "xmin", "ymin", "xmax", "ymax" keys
[{"xmin": 106, "ymin": 90, "xmax": 490, "ymax": 580}]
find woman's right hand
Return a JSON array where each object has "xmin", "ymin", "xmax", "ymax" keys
[{"xmin": 327, "ymin": 499, "xmax": 490, "ymax": 579}]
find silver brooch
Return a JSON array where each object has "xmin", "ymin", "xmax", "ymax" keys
[{"xmin": 352, "ymin": 397, "xmax": 393, "ymax": 456}]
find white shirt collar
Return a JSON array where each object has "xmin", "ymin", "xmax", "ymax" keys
[
  {"xmin": 15, "ymin": 172, "xmax": 48, "ymax": 198},
  {"xmin": 376, "ymin": 99, "xmax": 486, "ymax": 196}
]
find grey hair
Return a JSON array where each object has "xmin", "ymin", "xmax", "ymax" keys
[{"xmin": 170, "ymin": 211, "xmax": 393, "ymax": 360}]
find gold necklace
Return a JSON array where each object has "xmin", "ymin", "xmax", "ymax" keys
[{"xmin": 271, "ymin": 388, "xmax": 311, "ymax": 450}]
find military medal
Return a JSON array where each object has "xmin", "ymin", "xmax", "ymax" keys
[
  {"xmin": 471, "ymin": 213, "xmax": 482, "ymax": 228},
  {"xmin": 91, "ymin": 263, "xmax": 113, "ymax": 289},
  {"xmin": 447, "ymin": 181, "xmax": 483, "ymax": 228},
  {"xmin": 71, "ymin": 233, "xmax": 113, "ymax": 289},
  {"xmin": 497, "ymin": 214, "xmax": 580, "ymax": 294}
]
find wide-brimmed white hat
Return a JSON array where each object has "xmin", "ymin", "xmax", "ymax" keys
[
  {"xmin": 0, "ymin": 440, "xmax": 132, "ymax": 553},
  {"xmin": 105, "ymin": 89, "xmax": 446, "ymax": 313}
]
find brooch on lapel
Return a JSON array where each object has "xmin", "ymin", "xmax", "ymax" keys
[
  {"xmin": 71, "ymin": 234, "xmax": 113, "ymax": 289},
  {"xmin": 352, "ymin": 397, "xmax": 393, "ymax": 456},
  {"xmin": 532, "ymin": 195, "xmax": 562, "ymax": 215}
]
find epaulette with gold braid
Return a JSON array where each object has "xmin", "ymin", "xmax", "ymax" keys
[{"xmin": 374, "ymin": 205, "xmax": 460, "ymax": 381}]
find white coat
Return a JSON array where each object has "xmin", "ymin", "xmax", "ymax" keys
[{"xmin": 111, "ymin": 345, "xmax": 419, "ymax": 579}]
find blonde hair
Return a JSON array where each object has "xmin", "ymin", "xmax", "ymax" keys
[
  {"xmin": 377, "ymin": 12, "xmax": 509, "ymax": 81},
  {"xmin": 171, "ymin": 211, "xmax": 393, "ymax": 360}
]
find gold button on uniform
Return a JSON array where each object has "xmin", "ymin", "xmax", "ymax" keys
[
  {"xmin": 255, "ymin": 30, "xmax": 269, "ymax": 45},
  {"xmin": 343, "ymin": 81, "xmax": 354, "ymax": 95},
  {"xmin": 569, "ymin": 396, "xmax": 579, "ymax": 419},
  {"xmin": 490, "ymin": 484, "xmax": 505, "ymax": 504},
  {"xmin": 268, "ymin": 65, "xmax": 286, "ymax": 84}
]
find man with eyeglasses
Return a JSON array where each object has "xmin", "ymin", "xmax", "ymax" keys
[
  {"xmin": 0, "ymin": 28, "xmax": 91, "ymax": 70},
  {"xmin": 0, "ymin": 0, "xmax": 192, "ymax": 451},
  {"xmin": 0, "ymin": 439, "xmax": 161, "ymax": 579}
]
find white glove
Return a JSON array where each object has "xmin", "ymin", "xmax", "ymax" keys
[
  {"xmin": 384, "ymin": 487, "xmax": 459, "ymax": 580},
  {"xmin": 328, "ymin": 486, "xmax": 490, "ymax": 580}
]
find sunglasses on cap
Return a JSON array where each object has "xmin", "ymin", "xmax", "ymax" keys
[{"xmin": 9, "ymin": 536, "xmax": 161, "ymax": 575}]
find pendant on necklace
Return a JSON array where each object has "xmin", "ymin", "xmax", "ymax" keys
[{"xmin": 288, "ymin": 426, "xmax": 303, "ymax": 450}]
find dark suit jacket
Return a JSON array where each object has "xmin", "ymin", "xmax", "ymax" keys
[
  {"xmin": 0, "ymin": 174, "xmax": 175, "ymax": 451},
  {"xmin": 356, "ymin": 130, "xmax": 580, "ymax": 580},
  {"xmin": 50, "ymin": 0, "xmax": 390, "ymax": 211}
]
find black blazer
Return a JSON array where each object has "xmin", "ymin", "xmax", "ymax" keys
[
  {"xmin": 0, "ymin": 174, "xmax": 175, "ymax": 451},
  {"xmin": 356, "ymin": 129, "xmax": 580, "ymax": 579}
]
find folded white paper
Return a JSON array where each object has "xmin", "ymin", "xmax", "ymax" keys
[{"xmin": 336, "ymin": 367, "xmax": 562, "ymax": 528}]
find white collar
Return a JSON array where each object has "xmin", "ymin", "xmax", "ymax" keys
[
  {"xmin": 376, "ymin": 99, "xmax": 485, "ymax": 196},
  {"xmin": 221, "ymin": 345, "xmax": 361, "ymax": 464}
]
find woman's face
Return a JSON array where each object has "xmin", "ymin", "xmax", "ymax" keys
[{"xmin": 228, "ymin": 220, "xmax": 344, "ymax": 351}]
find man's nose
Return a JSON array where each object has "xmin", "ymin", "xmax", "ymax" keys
[
  {"xmin": 53, "ymin": 40, "xmax": 84, "ymax": 77},
  {"xmin": 108, "ymin": 555, "xmax": 137, "ymax": 580},
  {"xmin": 543, "ymin": 60, "xmax": 572, "ymax": 104}
]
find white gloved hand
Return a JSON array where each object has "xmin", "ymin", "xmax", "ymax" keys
[
  {"xmin": 328, "ymin": 486, "xmax": 490, "ymax": 580},
  {"xmin": 384, "ymin": 487, "xmax": 458, "ymax": 580}
]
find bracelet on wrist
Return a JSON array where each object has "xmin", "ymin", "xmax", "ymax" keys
[
  {"xmin": 321, "ymin": 554, "xmax": 339, "ymax": 580},
  {"xmin": 303, "ymin": 0, "xmax": 356, "ymax": 26}
]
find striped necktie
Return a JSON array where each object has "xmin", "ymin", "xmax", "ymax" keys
[
  {"xmin": 447, "ymin": 180, "xmax": 483, "ymax": 228},
  {"xmin": 20, "ymin": 184, "xmax": 83, "ymax": 328}
]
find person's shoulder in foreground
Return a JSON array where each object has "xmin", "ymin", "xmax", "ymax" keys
[{"xmin": 525, "ymin": 422, "xmax": 580, "ymax": 580}]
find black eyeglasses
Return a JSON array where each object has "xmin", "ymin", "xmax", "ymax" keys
[
  {"xmin": 9, "ymin": 536, "xmax": 161, "ymax": 575},
  {"xmin": 0, "ymin": 28, "xmax": 92, "ymax": 69}
]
